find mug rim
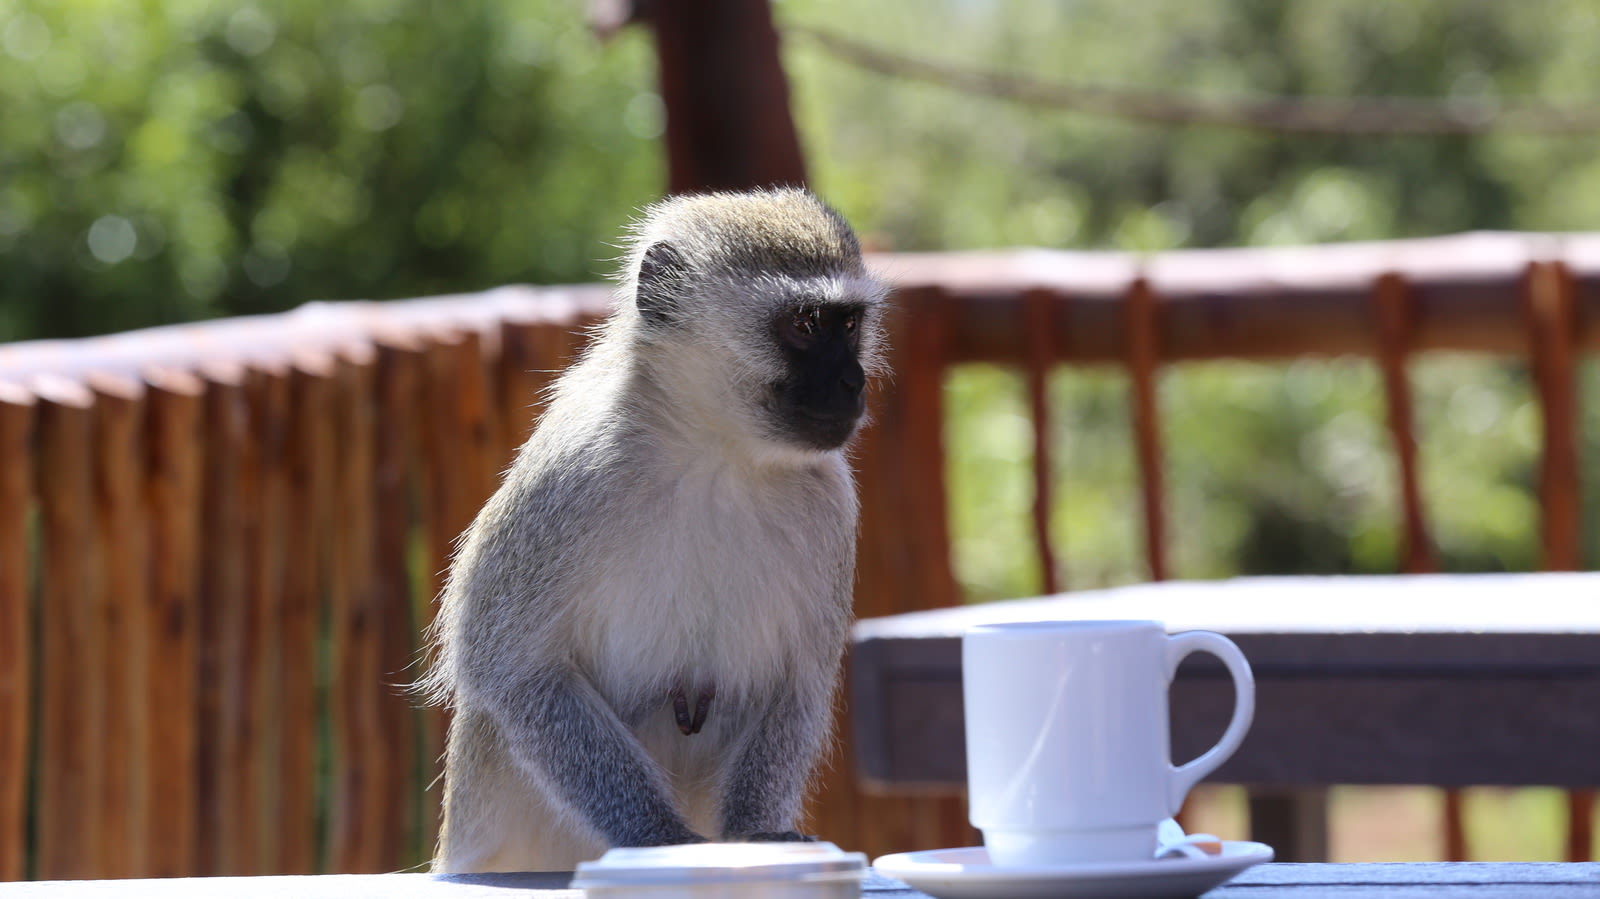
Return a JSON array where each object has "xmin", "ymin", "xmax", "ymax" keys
[{"xmin": 966, "ymin": 618, "xmax": 1163, "ymax": 636}]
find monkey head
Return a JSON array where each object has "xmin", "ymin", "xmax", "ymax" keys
[{"xmin": 618, "ymin": 188, "xmax": 889, "ymax": 454}]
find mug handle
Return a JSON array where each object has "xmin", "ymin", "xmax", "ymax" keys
[{"xmin": 1163, "ymin": 630, "xmax": 1256, "ymax": 813}]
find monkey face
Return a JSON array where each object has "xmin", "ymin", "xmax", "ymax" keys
[{"xmin": 766, "ymin": 301, "xmax": 869, "ymax": 450}]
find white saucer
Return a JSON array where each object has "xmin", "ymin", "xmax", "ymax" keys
[{"xmin": 872, "ymin": 842, "xmax": 1274, "ymax": 899}]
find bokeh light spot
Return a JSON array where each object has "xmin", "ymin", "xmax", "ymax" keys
[{"xmin": 87, "ymin": 215, "xmax": 138, "ymax": 264}]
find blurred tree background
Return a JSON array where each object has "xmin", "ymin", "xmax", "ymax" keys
[{"xmin": 2, "ymin": 0, "xmax": 1597, "ymax": 602}]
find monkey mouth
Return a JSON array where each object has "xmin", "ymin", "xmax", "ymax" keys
[{"xmin": 778, "ymin": 408, "xmax": 861, "ymax": 450}]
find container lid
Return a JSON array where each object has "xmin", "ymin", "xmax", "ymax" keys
[{"xmin": 571, "ymin": 841, "xmax": 867, "ymax": 889}]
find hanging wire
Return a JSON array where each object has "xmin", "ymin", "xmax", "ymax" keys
[{"xmin": 787, "ymin": 24, "xmax": 1600, "ymax": 136}]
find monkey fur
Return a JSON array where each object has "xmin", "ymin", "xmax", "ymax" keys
[{"xmin": 422, "ymin": 188, "xmax": 888, "ymax": 872}]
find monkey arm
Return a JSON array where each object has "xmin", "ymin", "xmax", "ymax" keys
[
  {"xmin": 715, "ymin": 674, "xmax": 837, "ymax": 840},
  {"xmin": 489, "ymin": 670, "xmax": 708, "ymax": 849}
]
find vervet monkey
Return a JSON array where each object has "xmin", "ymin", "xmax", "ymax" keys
[{"xmin": 422, "ymin": 188, "xmax": 888, "ymax": 873}]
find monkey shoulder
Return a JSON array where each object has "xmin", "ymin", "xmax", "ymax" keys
[{"xmin": 447, "ymin": 408, "xmax": 636, "ymax": 613}]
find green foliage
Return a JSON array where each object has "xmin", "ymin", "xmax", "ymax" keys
[
  {"xmin": 0, "ymin": 0, "xmax": 662, "ymax": 340},
  {"xmin": 780, "ymin": 0, "xmax": 1600, "ymax": 596},
  {"xmin": 785, "ymin": 0, "xmax": 1600, "ymax": 250}
]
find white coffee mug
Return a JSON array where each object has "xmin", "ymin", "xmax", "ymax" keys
[{"xmin": 963, "ymin": 619, "xmax": 1255, "ymax": 867}]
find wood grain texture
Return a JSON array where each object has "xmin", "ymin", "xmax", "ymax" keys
[
  {"xmin": 1522, "ymin": 261, "xmax": 1590, "ymax": 862},
  {"xmin": 196, "ymin": 366, "xmax": 256, "ymax": 875},
  {"xmin": 1523, "ymin": 260, "xmax": 1582, "ymax": 572},
  {"xmin": 0, "ymin": 388, "xmax": 34, "ymax": 882},
  {"xmin": 87, "ymin": 375, "xmax": 148, "ymax": 876},
  {"xmin": 246, "ymin": 366, "xmax": 293, "ymax": 874},
  {"xmin": 142, "ymin": 368, "xmax": 206, "ymax": 878},
  {"xmin": 1372, "ymin": 273, "xmax": 1437, "ymax": 575},
  {"xmin": 1125, "ymin": 277, "xmax": 1168, "ymax": 582},
  {"xmin": 412, "ymin": 332, "xmax": 501, "ymax": 861},
  {"xmin": 373, "ymin": 339, "xmax": 427, "ymax": 869},
  {"xmin": 326, "ymin": 351, "xmax": 388, "ymax": 873},
  {"xmin": 1021, "ymin": 288, "xmax": 1060, "ymax": 595},
  {"xmin": 278, "ymin": 357, "xmax": 336, "ymax": 874},
  {"xmin": 33, "ymin": 379, "xmax": 103, "ymax": 880}
]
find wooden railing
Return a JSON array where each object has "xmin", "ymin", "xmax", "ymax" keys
[{"xmin": 0, "ymin": 232, "xmax": 1594, "ymax": 880}]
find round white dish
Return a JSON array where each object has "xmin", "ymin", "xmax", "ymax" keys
[
  {"xmin": 572, "ymin": 841, "xmax": 867, "ymax": 898},
  {"xmin": 872, "ymin": 841, "xmax": 1273, "ymax": 899}
]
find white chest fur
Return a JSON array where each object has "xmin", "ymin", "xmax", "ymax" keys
[{"xmin": 573, "ymin": 453, "xmax": 851, "ymax": 710}]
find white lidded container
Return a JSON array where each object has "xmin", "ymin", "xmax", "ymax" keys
[{"xmin": 571, "ymin": 841, "xmax": 867, "ymax": 899}]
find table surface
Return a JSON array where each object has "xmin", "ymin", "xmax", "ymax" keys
[
  {"xmin": 849, "ymin": 571, "xmax": 1600, "ymax": 789},
  {"xmin": 846, "ymin": 572, "xmax": 1600, "ymax": 862},
  {"xmin": 851, "ymin": 572, "xmax": 1600, "ymax": 640},
  {"xmin": 6, "ymin": 864, "xmax": 1600, "ymax": 897}
]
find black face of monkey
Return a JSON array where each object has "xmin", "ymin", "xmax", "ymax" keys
[{"xmin": 769, "ymin": 302, "xmax": 867, "ymax": 450}]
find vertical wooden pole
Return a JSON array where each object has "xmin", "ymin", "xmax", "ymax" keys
[
  {"xmin": 87, "ymin": 374, "xmax": 148, "ymax": 877},
  {"xmin": 0, "ymin": 384, "xmax": 35, "ymax": 882},
  {"xmin": 1371, "ymin": 273, "xmax": 1437, "ymax": 576},
  {"xmin": 497, "ymin": 318, "xmax": 588, "ymax": 459},
  {"xmin": 497, "ymin": 321, "xmax": 546, "ymax": 462},
  {"xmin": 246, "ymin": 366, "xmax": 293, "ymax": 873},
  {"xmin": 143, "ymin": 368, "xmax": 205, "ymax": 878},
  {"xmin": 1372, "ymin": 273, "xmax": 1457, "ymax": 858},
  {"xmin": 195, "ymin": 364, "xmax": 254, "ymax": 875},
  {"xmin": 326, "ymin": 349, "xmax": 388, "ymax": 873},
  {"xmin": 279, "ymin": 355, "xmax": 336, "ymax": 874},
  {"xmin": 412, "ymin": 329, "xmax": 505, "ymax": 859},
  {"xmin": 1523, "ymin": 259, "xmax": 1589, "ymax": 863},
  {"xmin": 374, "ymin": 338, "xmax": 427, "ymax": 869},
  {"xmin": 1125, "ymin": 277, "xmax": 1168, "ymax": 581},
  {"xmin": 894, "ymin": 289, "xmax": 966, "ymax": 852},
  {"xmin": 650, "ymin": 0, "xmax": 808, "ymax": 194},
  {"xmin": 890, "ymin": 287, "xmax": 958, "ymax": 614},
  {"xmin": 33, "ymin": 377, "xmax": 104, "ymax": 880},
  {"xmin": 1022, "ymin": 288, "xmax": 1061, "ymax": 595}
]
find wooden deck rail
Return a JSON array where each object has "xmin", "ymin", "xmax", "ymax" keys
[{"xmin": 0, "ymin": 231, "xmax": 1594, "ymax": 880}]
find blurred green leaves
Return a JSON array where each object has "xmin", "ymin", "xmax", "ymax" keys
[
  {"xmin": 779, "ymin": 0, "xmax": 1600, "ymax": 595},
  {"xmin": 0, "ymin": 0, "xmax": 662, "ymax": 340}
]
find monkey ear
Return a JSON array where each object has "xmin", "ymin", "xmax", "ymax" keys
[{"xmin": 636, "ymin": 241, "xmax": 686, "ymax": 327}]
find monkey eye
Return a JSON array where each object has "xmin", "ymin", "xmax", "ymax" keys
[
  {"xmin": 843, "ymin": 312, "xmax": 859, "ymax": 334},
  {"xmin": 791, "ymin": 308, "xmax": 820, "ymax": 336}
]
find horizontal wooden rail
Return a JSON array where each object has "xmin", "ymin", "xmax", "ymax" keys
[
  {"xmin": 875, "ymin": 232, "xmax": 1600, "ymax": 361},
  {"xmin": 2, "ymin": 232, "xmax": 1598, "ymax": 387}
]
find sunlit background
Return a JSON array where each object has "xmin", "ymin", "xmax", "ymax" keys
[{"xmin": 2, "ymin": 0, "xmax": 1597, "ymax": 862}]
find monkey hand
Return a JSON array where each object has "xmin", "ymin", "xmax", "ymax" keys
[
  {"xmin": 636, "ymin": 831, "xmax": 712, "ymax": 847},
  {"xmin": 670, "ymin": 683, "xmax": 715, "ymax": 735},
  {"xmin": 734, "ymin": 831, "xmax": 819, "ymax": 843}
]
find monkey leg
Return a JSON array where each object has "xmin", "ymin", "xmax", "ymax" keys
[
  {"xmin": 716, "ymin": 681, "xmax": 832, "ymax": 840},
  {"xmin": 493, "ymin": 671, "xmax": 708, "ymax": 849},
  {"xmin": 670, "ymin": 683, "xmax": 715, "ymax": 735}
]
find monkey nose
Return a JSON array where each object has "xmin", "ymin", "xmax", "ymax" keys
[{"xmin": 839, "ymin": 364, "xmax": 865, "ymax": 395}]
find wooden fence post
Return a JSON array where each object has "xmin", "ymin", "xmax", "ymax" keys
[
  {"xmin": 194, "ymin": 364, "xmax": 257, "ymax": 875},
  {"xmin": 142, "ymin": 368, "xmax": 206, "ymax": 878},
  {"xmin": 279, "ymin": 356, "xmax": 336, "ymax": 874},
  {"xmin": 87, "ymin": 374, "xmax": 149, "ymax": 875},
  {"xmin": 1126, "ymin": 277, "xmax": 1168, "ymax": 581},
  {"xmin": 1022, "ymin": 288, "xmax": 1062, "ymax": 595},
  {"xmin": 1523, "ymin": 259, "xmax": 1590, "ymax": 863},
  {"xmin": 326, "ymin": 349, "xmax": 389, "ymax": 873},
  {"xmin": 33, "ymin": 377, "xmax": 104, "ymax": 880},
  {"xmin": 0, "ymin": 384, "xmax": 34, "ymax": 882},
  {"xmin": 374, "ymin": 338, "xmax": 428, "ymax": 869}
]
